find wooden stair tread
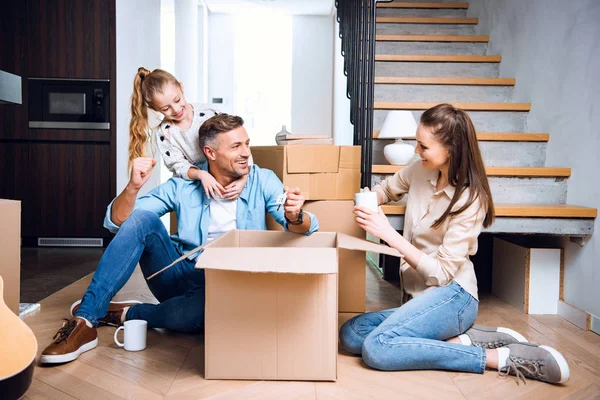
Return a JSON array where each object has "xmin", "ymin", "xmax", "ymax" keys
[
  {"xmin": 381, "ymin": 204, "xmax": 598, "ymax": 218},
  {"xmin": 373, "ymin": 131, "xmax": 549, "ymax": 142},
  {"xmin": 377, "ymin": 2, "xmax": 469, "ymax": 9},
  {"xmin": 376, "ymin": 54, "xmax": 501, "ymax": 62},
  {"xmin": 373, "ymin": 165, "xmax": 571, "ymax": 177},
  {"xmin": 375, "ymin": 102, "xmax": 531, "ymax": 111},
  {"xmin": 377, "ymin": 34, "xmax": 489, "ymax": 42},
  {"xmin": 375, "ymin": 77, "xmax": 515, "ymax": 85},
  {"xmin": 377, "ymin": 17, "xmax": 478, "ymax": 24}
]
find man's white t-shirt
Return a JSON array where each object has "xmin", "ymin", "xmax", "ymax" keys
[{"xmin": 207, "ymin": 197, "xmax": 237, "ymax": 243}]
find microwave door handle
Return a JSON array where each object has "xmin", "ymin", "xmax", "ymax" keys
[{"xmin": 82, "ymin": 93, "xmax": 86, "ymax": 115}]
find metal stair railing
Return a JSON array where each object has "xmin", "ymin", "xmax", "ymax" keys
[{"xmin": 336, "ymin": 0, "xmax": 392, "ymax": 188}]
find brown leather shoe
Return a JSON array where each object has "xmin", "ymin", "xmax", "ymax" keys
[
  {"xmin": 40, "ymin": 317, "xmax": 98, "ymax": 364},
  {"xmin": 70, "ymin": 299, "xmax": 142, "ymax": 326}
]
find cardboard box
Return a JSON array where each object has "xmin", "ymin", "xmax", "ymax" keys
[
  {"xmin": 267, "ymin": 200, "xmax": 368, "ymax": 313},
  {"xmin": 194, "ymin": 229, "xmax": 400, "ymax": 381},
  {"xmin": 251, "ymin": 145, "xmax": 361, "ymax": 200},
  {"xmin": 0, "ymin": 200, "xmax": 21, "ymax": 315}
]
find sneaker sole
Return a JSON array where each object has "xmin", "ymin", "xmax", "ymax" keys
[
  {"xmin": 39, "ymin": 337, "xmax": 99, "ymax": 364},
  {"xmin": 497, "ymin": 327, "xmax": 529, "ymax": 343},
  {"xmin": 70, "ymin": 299, "xmax": 143, "ymax": 317},
  {"xmin": 540, "ymin": 345, "xmax": 571, "ymax": 383}
]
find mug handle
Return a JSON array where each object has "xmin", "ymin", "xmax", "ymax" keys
[{"xmin": 114, "ymin": 326, "xmax": 125, "ymax": 347}]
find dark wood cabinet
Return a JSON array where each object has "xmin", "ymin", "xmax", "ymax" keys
[
  {"xmin": 0, "ymin": 1, "xmax": 28, "ymax": 140},
  {"xmin": 23, "ymin": 141, "xmax": 112, "ymax": 237},
  {"xmin": 26, "ymin": 0, "xmax": 113, "ymax": 79},
  {"xmin": 1, "ymin": 0, "xmax": 116, "ymax": 242}
]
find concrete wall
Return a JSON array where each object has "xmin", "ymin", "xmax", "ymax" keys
[
  {"xmin": 115, "ymin": 0, "xmax": 162, "ymax": 196},
  {"xmin": 468, "ymin": 0, "xmax": 600, "ymax": 317},
  {"xmin": 291, "ymin": 15, "xmax": 334, "ymax": 135}
]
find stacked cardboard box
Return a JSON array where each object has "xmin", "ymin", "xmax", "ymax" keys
[
  {"xmin": 253, "ymin": 145, "xmax": 368, "ymax": 313},
  {"xmin": 0, "ymin": 200, "xmax": 21, "ymax": 315},
  {"xmin": 251, "ymin": 145, "xmax": 361, "ymax": 200}
]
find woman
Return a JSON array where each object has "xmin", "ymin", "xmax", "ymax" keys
[
  {"xmin": 340, "ymin": 104, "xmax": 570, "ymax": 385},
  {"xmin": 129, "ymin": 67, "xmax": 246, "ymax": 199}
]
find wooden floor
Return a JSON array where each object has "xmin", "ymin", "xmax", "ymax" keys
[{"xmin": 22, "ymin": 264, "xmax": 600, "ymax": 399}]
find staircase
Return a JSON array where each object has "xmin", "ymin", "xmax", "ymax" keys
[{"xmin": 372, "ymin": 0, "xmax": 597, "ymax": 236}]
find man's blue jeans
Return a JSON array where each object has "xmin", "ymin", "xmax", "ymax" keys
[
  {"xmin": 75, "ymin": 209, "xmax": 205, "ymax": 333},
  {"xmin": 339, "ymin": 281, "xmax": 485, "ymax": 373}
]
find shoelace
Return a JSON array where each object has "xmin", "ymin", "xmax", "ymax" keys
[
  {"xmin": 101, "ymin": 310, "xmax": 122, "ymax": 326},
  {"xmin": 475, "ymin": 340, "xmax": 508, "ymax": 349},
  {"xmin": 498, "ymin": 356, "xmax": 544, "ymax": 386},
  {"xmin": 52, "ymin": 319, "xmax": 77, "ymax": 344}
]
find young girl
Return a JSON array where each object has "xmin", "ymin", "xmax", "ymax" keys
[
  {"xmin": 129, "ymin": 67, "xmax": 247, "ymax": 199},
  {"xmin": 341, "ymin": 104, "xmax": 570, "ymax": 385}
]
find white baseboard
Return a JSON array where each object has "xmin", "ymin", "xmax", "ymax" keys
[{"xmin": 557, "ymin": 300, "xmax": 591, "ymax": 330}]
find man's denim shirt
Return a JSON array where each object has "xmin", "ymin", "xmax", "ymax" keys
[{"xmin": 104, "ymin": 163, "xmax": 320, "ymax": 258}]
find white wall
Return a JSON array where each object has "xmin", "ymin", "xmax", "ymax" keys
[
  {"xmin": 115, "ymin": 0, "xmax": 162, "ymax": 196},
  {"xmin": 468, "ymin": 0, "xmax": 600, "ymax": 317},
  {"xmin": 174, "ymin": 0, "xmax": 199, "ymax": 103},
  {"xmin": 208, "ymin": 13, "xmax": 337, "ymax": 138},
  {"xmin": 207, "ymin": 13, "xmax": 235, "ymax": 113},
  {"xmin": 291, "ymin": 15, "xmax": 334, "ymax": 135}
]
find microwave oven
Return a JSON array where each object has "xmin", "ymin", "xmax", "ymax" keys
[{"xmin": 28, "ymin": 78, "xmax": 110, "ymax": 130}]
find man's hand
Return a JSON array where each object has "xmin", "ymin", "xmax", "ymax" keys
[
  {"xmin": 283, "ymin": 186, "xmax": 304, "ymax": 223},
  {"xmin": 128, "ymin": 157, "xmax": 157, "ymax": 191}
]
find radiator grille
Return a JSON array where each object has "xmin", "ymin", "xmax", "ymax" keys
[{"xmin": 37, "ymin": 237, "xmax": 103, "ymax": 247}]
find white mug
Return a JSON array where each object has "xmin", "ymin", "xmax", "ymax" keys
[
  {"xmin": 355, "ymin": 191, "xmax": 379, "ymax": 212},
  {"xmin": 114, "ymin": 319, "xmax": 147, "ymax": 351}
]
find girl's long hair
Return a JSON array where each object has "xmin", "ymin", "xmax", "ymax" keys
[{"xmin": 128, "ymin": 67, "xmax": 181, "ymax": 164}]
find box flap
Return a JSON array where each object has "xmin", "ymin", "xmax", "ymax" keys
[
  {"xmin": 196, "ymin": 247, "xmax": 338, "ymax": 274},
  {"xmin": 286, "ymin": 146, "xmax": 340, "ymax": 174},
  {"xmin": 336, "ymin": 233, "xmax": 403, "ymax": 258}
]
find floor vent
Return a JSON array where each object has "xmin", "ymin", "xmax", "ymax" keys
[{"xmin": 37, "ymin": 237, "xmax": 104, "ymax": 247}]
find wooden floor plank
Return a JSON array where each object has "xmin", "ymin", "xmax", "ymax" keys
[{"xmin": 20, "ymin": 265, "xmax": 599, "ymax": 399}]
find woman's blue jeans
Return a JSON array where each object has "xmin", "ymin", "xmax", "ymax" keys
[
  {"xmin": 339, "ymin": 281, "xmax": 485, "ymax": 373},
  {"xmin": 75, "ymin": 210, "xmax": 205, "ymax": 333}
]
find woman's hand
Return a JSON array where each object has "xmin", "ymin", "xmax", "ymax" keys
[
  {"xmin": 222, "ymin": 174, "xmax": 248, "ymax": 200},
  {"xmin": 353, "ymin": 205, "xmax": 398, "ymax": 244},
  {"xmin": 197, "ymin": 170, "xmax": 225, "ymax": 199}
]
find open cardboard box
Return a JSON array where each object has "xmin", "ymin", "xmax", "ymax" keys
[
  {"xmin": 267, "ymin": 200, "xmax": 369, "ymax": 313},
  {"xmin": 251, "ymin": 145, "xmax": 361, "ymax": 200},
  {"xmin": 184, "ymin": 229, "xmax": 401, "ymax": 381}
]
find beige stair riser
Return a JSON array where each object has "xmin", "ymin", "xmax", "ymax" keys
[
  {"xmin": 375, "ymin": 84, "xmax": 514, "ymax": 102},
  {"xmin": 377, "ymin": 23, "xmax": 476, "ymax": 35},
  {"xmin": 374, "ymin": 110, "xmax": 528, "ymax": 132},
  {"xmin": 375, "ymin": 61, "xmax": 500, "ymax": 78},
  {"xmin": 371, "ymin": 173, "xmax": 568, "ymax": 204},
  {"xmin": 377, "ymin": 41, "xmax": 488, "ymax": 55},
  {"xmin": 372, "ymin": 139, "xmax": 546, "ymax": 167}
]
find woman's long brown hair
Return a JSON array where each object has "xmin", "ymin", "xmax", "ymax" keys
[
  {"xmin": 421, "ymin": 103, "xmax": 495, "ymax": 228},
  {"xmin": 128, "ymin": 67, "xmax": 181, "ymax": 164}
]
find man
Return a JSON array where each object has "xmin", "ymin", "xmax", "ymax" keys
[{"xmin": 41, "ymin": 113, "xmax": 318, "ymax": 364}]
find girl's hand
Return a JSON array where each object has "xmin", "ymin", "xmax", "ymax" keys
[
  {"xmin": 353, "ymin": 205, "xmax": 397, "ymax": 243},
  {"xmin": 198, "ymin": 170, "xmax": 225, "ymax": 199},
  {"xmin": 222, "ymin": 174, "xmax": 248, "ymax": 200}
]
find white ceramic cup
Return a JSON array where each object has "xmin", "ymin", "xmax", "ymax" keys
[
  {"xmin": 114, "ymin": 319, "xmax": 147, "ymax": 351},
  {"xmin": 355, "ymin": 191, "xmax": 379, "ymax": 212}
]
